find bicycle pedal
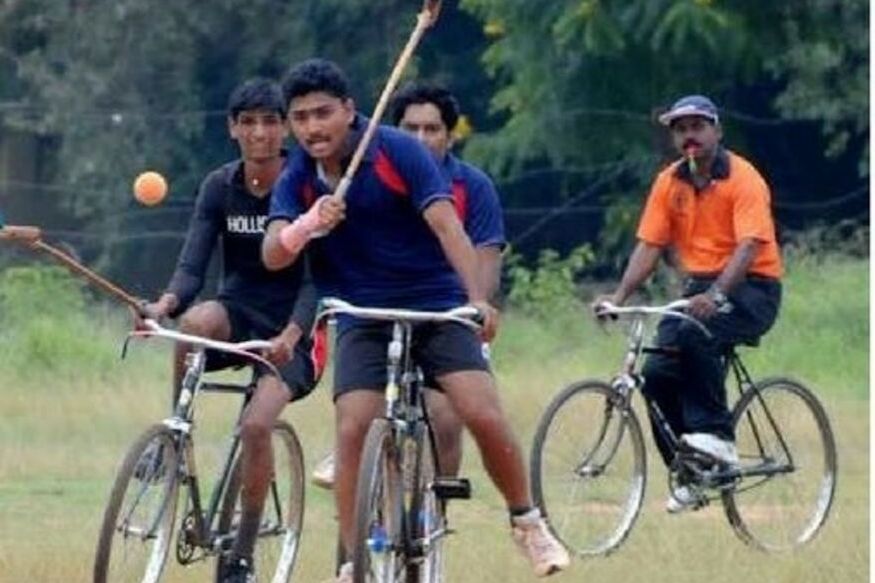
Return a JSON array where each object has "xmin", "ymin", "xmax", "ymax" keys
[{"xmin": 431, "ymin": 477, "xmax": 472, "ymax": 500}]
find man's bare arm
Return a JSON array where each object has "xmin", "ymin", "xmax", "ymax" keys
[
  {"xmin": 611, "ymin": 241, "xmax": 663, "ymax": 305},
  {"xmin": 262, "ymin": 219, "xmax": 296, "ymax": 271}
]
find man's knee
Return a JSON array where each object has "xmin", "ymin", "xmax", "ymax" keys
[
  {"xmin": 458, "ymin": 402, "xmax": 505, "ymax": 437},
  {"xmin": 676, "ymin": 320, "xmax": 720, "ymax": 355},
  {"xmin": 178, "ymin": 302, "xmax": 228, "ymax": 337},
  {"xmin": 239, "ymin": 416, "xmax": 272, "ymax": 446}
]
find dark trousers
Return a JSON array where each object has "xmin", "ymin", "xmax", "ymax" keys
[{"xmin": 642, "ymin": 276, "xmax": 781, "ymax": 467}]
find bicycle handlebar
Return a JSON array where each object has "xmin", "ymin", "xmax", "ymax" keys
[
  {"xmin": 126, "ymin": 319, "xmax": 280, "ymax": 377},
  {"xmin": 315, "ymin": 297, "xmax": 482, "ymax": 330},
  {"xmin": 594, "ymin": 299, "xmax": 712, "ymax": 338}
]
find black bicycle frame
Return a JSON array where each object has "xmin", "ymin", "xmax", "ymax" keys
[
  {"xmin": 172, "ymin": 364, "xmax": 259, "ymax": 559},
  {"xmin": 638, "ymin": 345, "xmax": 795, "ymax": 485}
]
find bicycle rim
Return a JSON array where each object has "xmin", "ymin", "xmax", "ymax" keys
[
  {"xmin": 217, "ymin": 421, "xmax": 305, "ymax": 583},
  {"xmin": 353, "ymin": 419, "xmax": 405, "ymax": 583},
  {"xmin": 93, "ymin": 424, "xmax": 180, "ymax": 583},
  {"xmin": 723, "ymin": 377, "xmax": 837, "ymax": 551},
  {"xmin": 531, "ymin": 380, "xmax": 646, "ymax": 556}
]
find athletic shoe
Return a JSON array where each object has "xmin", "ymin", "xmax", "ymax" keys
[
  {"xmin": 336, "ymin": 561, "xmax": 353, "ymax": 583},
  {"xmin": 681, "ymin": 433, "xmax": 739, "ymax": 465},
  {"xmin": 666, "ymin": 485, "xmax": 702, "ymax": 514},
  {"xmin": 511, "ymin": 509, "xmax": 571, "ymax": 577},
  {"xmin": 312, "ymin": 452, "xmax": 336, "ymax": 490},
  {"xmin": 219, "ymin": 555, "xmax": 256, "ymax": 583}
]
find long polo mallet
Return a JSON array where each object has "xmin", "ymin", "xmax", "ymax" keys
[
  {"xmin": 0, "ymin": 224, "xmax": 144, "ymax": 311},
  {"xmin": 334, "ymin": 0, "xmax": 442, "ymax": 200}
]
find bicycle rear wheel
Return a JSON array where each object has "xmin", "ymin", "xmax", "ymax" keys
[
  {"xmin": 353, "ymin": 419, "xmax": 405, "ymax": 583},
  {"xmin": 407, "ymin": 424, "xmax": 446, "ymax": 583},
  {"xmin": 216, "ymin": 420, "xmax": 305, "ymax": 583},
  {"xmin": 531, "ymin": 380, "xmax": 646, "ymax": 556},
  {"xmin": 723, "ymin": 377, "xmax": 837, "ymax": 551},
  {"xmin": 93, "ymin": 423, "xmax": 180, "ymax": 583}
]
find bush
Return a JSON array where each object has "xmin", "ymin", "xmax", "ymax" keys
[
  {"xmin": 0, "ymin": 266, "xmax": 118, "ymax": 377},
  {"xmin": 506, "ymin": 245, "xmax": 595, "ymax": 319},
  {"xmin": 782, "ymin": 219, "xmax": 869, "ymax": 262}
]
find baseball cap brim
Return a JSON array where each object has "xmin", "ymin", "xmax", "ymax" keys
[{"xmin": 658, "ymin": 104, "xmax": 719, "ymax": 126}]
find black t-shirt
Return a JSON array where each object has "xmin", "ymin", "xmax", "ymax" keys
[{"xmin": 166, "ymin": 158, "xmax": 313, "ymax": 330}]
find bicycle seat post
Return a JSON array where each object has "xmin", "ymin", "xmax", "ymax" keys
[{"xmin": 385, "ymin": 322, "xmax": 405, "ymax": 419}]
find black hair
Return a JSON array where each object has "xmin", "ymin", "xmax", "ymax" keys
[
  {"xmin": 226, "ymin": 77, "xmax": 286, "ymax": 120},
  {"xmin": 281, "ymin": 58, "xmax": 350, "ymax": 106},
  {"xmin": 390, "ymin": 82, "xmax": 460, "ymax": 131}
]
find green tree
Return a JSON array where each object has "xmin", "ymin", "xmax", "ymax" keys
[{"xmin": 459, "ymin": 0, "xmax": 868, "ymax": 266}]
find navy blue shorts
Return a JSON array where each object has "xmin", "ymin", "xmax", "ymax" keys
[
  {"xmin": 204, "ymin": 300, "xmax": 321, "ymax": 401},
  {"xmin": 333, "ymin": 321, "xmax": 490, "ymax": 399}
]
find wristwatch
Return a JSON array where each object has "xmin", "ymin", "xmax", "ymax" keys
[{"xmin": 707, "ymin": 287, "xmax": 728, "ymax": 307}]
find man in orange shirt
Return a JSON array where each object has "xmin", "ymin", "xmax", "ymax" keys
[{"xmin": 596, "ymin": 95, "xmax": 782, "ymax": 513}]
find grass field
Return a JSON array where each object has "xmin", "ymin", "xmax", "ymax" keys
[{"xmin": 0, "ymin": 255, "xmax": 868, "ymax": 582}]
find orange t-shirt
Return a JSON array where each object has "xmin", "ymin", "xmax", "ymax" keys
[{"xmin": 636, "ymin": 150, "xmax": 782, "ymax": 279}]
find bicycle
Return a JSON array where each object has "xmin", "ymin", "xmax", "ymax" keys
[
  {"xmin": 93, "ymin": 319, "xmax": 305, "ymax": 583},
  {"xmin": 530, "ymin": 300, "xmax": 837, "ymax": 556},
  {"xmin": 314, "ymin": 297, "xmax": 480, "ymax": 583}
]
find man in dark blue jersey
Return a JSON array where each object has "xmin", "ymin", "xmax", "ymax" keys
[
  {"xmin": 262, "ymin": 59, "xmax": 568, "ymax": 582},
  {"xmin": 141, "ymin": 78, "xmax": 320, "ymax": 583},
  {"xmin": 310, "ymin": 81, "xmax": 506, "ymax": 487}
]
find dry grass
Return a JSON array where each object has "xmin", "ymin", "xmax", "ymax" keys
[
  {"xmin": 0, "ymin": 337, "xmax": 867, "ymax": 583},
  {"xmin": 0, "ymin": 257, "xmax": 868, "ymax": 582}
]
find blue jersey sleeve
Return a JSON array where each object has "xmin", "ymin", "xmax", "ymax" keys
[
  {"xmin": 462, "ymin": 163, "xmax": 506, "ymax": 249},
  {"xmin": 381, "ymin": 128, "xmax": 451, "ymax": 212},
  {"xmin": 268, "ymin": 162, "xmax": 306, "ymax": 226}
]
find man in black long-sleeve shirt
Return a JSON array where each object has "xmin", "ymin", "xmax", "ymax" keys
[{"xmin": 141, "ymin": 78, "xmax": 320, "ymax": 583}]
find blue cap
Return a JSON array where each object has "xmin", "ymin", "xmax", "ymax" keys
[{"xmin": 658, "ymin": 95, "xmax": 719, "ymax": 126}]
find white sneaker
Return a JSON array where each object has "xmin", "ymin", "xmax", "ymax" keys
[
  {"xmin": 681, "ymin": 433, "xmax": 739, "ymax": 465},
  {"xmin": 511, "ymin": 509, "xmax": 571, "ymax": 577},
  {"xmin": 665, "ymin": 485, "xmax": 701, "ymax": 514},
  {"xmin": 312, "ymin": 452, "xmax": 336, "ymax": 490},
  {"xmin": 335, "ymin": 561, "xmax": 353, "ymax": 583}
]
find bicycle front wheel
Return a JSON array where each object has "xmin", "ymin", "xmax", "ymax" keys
[
  {"xmin": 531, "ymin": 380, "xmax": 646, "ymax": 556},
  {"xmin": 407, "ymin": 424, "xmax": 446, "ymax": 583},
  {"xmin": 353, "ymin": 419, "xmax": 405, "ymax": 583},
  {"xmin": 93, "ymin": 423, "xmax": 180, "ymax": 583},
  {"xmin": 216, "ymin": 420, "xmax": 305, "ymax": 583},
  {"xmin": 723, "ymin": 377, "xmax": 837, "ymax": 551}
]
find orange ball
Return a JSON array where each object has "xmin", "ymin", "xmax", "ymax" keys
[{"xmin": 133, "ymin": 171, "xmax": 168, "ymax": 206}]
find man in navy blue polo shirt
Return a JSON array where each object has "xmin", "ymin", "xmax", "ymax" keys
[
  {"xmin": 140, "ymin": 78, "xmax": 320, "ymax": 583},
  {"xmin": 392, "ymin": 81, "xmax": 505, "ymax": 475},
  {"xmin": 262, "ymin": 59, "xmax": 568, "ymax": 581},
  {"xmin": 309, "ymin": 82, "xmax": 506, "ymax": 487}
]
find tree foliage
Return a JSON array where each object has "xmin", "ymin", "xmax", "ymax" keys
[{"xmin": 460, "ymin": 0, "xmax": 867, "ymax": 176}]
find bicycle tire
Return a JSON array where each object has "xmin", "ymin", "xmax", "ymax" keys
[
  {"xmin": 215, "ymin": 420, "xmax": 305, "ymax": 583},
  {"xmin": 353, "ymin": 419, "xmax": 405, "ymax": 583},
  {"xmin": 723, "ymin": 377, "xmax": 837, "ymax": 551},
  {"xmin": 531, "ymin": 380, "xmax": 647, "ymax": 556},
  {"xmin": 407, "ymin": 424, "xmax": 446, "ymax": 583},
  {"xmin": 93, "ymin": 423, "xmax": 180, "ymax": 583}
]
